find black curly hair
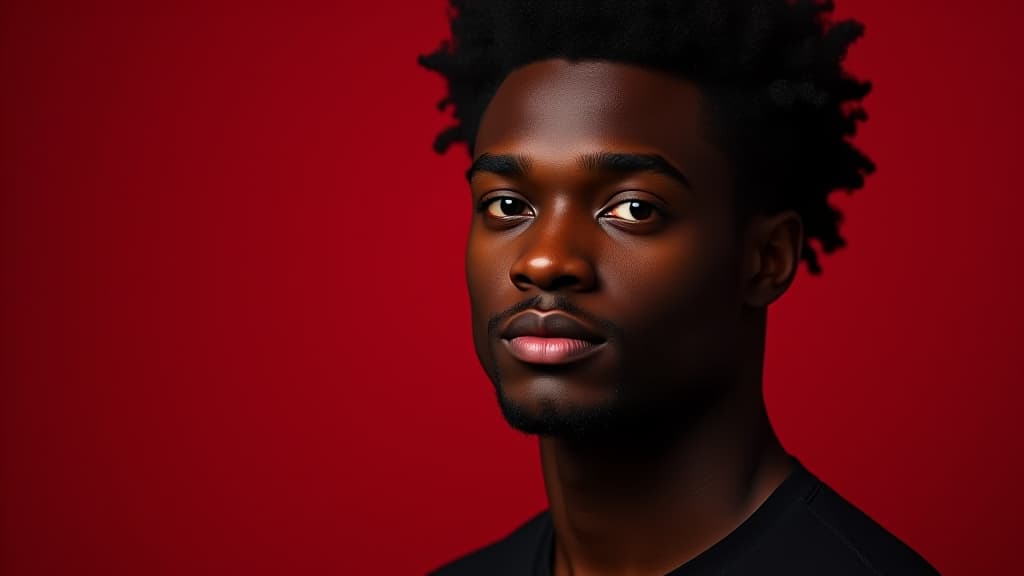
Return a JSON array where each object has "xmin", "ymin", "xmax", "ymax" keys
[{"xmin": 418, "ymin": 0, "xmax": 873, "ymax": 274}]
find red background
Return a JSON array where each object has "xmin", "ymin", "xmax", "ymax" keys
[{"xmin": 1, "ymin": 1, "xmax": 1021, "ymax": 574}]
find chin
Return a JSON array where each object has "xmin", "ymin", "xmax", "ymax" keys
[{"xmin": 494, "ymin": 382, "xmax": 621, "ymax": 439}]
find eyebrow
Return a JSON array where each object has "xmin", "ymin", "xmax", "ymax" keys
[
  {"xmin": 466, "ymin": 151, "xmax": 692, "ymax": 190},
  {"xmin": 465, "ymin": 153, "xmax": 531, "ymax": 182},
  {"xmin": 579, "ymin": 152, "xmax": 692, "ymax": 190}
]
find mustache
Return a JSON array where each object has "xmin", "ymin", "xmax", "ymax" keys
[{"xmin": 487, "ymin": 295, "xmax": 624, "ymax": 342}]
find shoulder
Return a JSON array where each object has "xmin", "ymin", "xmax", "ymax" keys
[
  {"xmin": 737, "ymin": 463, "xmax": 939, "ymax": 575},
  {"xmin": 428, "ymin": 510, "xmax": 551, "ymax": 576}
]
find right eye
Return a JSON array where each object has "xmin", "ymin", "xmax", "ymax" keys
[{"xmin": 482, "ymin": 196, "xmax": 534, "ymax": 218}]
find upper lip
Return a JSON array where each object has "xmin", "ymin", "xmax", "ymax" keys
[{"xmin": 500, "ymin": 311, "xmax": 606, "ymax": 344}]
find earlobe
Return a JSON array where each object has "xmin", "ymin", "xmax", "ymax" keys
[
  {"xmin": 744, "ymin": 211, "xmax": 803, "ymax": 308},
  {"xmin": 745, "ymin": 245, "xmax": 761, "ymax": 283}
]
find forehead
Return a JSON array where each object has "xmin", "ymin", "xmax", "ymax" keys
[{"xmin": 474, "ymin": 59, "xmax": 708, "ymax": 159}]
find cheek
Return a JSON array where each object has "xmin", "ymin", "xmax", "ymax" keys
[
  {"xmin": 603, "ymin": 227, "xmax": 739, "ymax": 369},
  {"xmin": 603, "ymin": 229, "xmax": 707, "ymax": 328},
  {"xmin": 465, "ymin": 232, "xmax": 513, "ymax": 311},
  {"xmin": 464, "ymin": 232, "xmax": 515, "ymax": 360}
]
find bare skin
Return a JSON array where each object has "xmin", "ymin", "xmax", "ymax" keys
[{"xmin": 466, "ymin": 59, "xmax": 803, "ymax": 576}]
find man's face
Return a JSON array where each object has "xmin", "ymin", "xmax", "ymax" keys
[{"xmin": 466, "ymin": 59, "xmax": 745, "ymax": 439}]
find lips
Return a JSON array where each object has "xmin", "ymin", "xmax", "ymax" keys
[{"xmin": 500, "ymin": 311, "xmax": 606, "ymax": 365}]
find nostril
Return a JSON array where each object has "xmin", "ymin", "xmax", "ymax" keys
[
  {"xmin": 512, "ymin": 272, "xmax": 582, "ymax": 291},
  {"xmin": 511, "ymin": 273, "xmax": 532, "ymax": 288},
  {"xmin": 549, "ymin": 274, "xmax": 582, "ymax": 291},
  {"xmin": 509, "ymin": 251, "xmax": 597, "ymax": 292}
]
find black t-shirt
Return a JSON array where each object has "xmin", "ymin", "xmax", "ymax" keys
[{"xmin": 430, "ymin": 456, "xmax": 938, "ymax": 575}]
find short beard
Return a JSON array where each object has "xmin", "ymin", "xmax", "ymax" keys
[
  {"xmin": 490, "ymin": 364, "xmax": 724, "ymax": 449},
  {"xmin": 495, "ymin": 386, "xmax": 620, "ymax": 441}
]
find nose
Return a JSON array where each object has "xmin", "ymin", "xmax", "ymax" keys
[{"xmin": 509, "ymin": 211, "xmax": 597, "ymax": 293}]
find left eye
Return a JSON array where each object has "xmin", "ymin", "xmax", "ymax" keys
[{"xmin": 604, "ymin": 200, "xmax": 657, "ymax": 222}]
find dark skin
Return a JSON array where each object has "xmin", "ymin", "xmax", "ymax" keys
[{"xmin": 466, "ymin": 59, "xmax": 804, "ymax": 576}]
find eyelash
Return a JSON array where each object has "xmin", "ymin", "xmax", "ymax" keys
[
  {"xmin": 475, "ymin": 195, "xmax": 664, "ymax": 222},
  {"xmin": 475, "ymin": 196, "xmax": 523, "ymax": 215}
]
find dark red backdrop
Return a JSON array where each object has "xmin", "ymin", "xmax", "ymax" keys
[{"xmin": 1, "ymin": 1, "xmax": 1020, "ymax": 574}]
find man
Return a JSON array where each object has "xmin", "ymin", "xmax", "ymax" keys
[{"xmin": 418, "ymin": 1, "xmax": 938, "ymax": 574}]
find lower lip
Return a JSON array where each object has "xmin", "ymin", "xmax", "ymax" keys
[{"xmin": 502, "ymin": 336, "xmax": 605, "ymax": 365}]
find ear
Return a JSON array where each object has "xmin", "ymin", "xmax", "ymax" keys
[{"xmin": 742, "ymin": 211, "xmax": 803, "ymax": 307}]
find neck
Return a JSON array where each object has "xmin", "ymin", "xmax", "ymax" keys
[{"xmin": 540, "ymin": 327, "xmax": 792, "ymax": 576}]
